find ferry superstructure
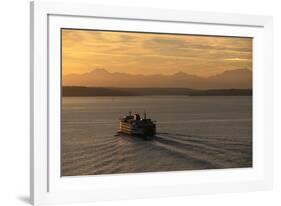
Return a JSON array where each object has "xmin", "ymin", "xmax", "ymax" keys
[{"xmin": 119, "ymin": 112, "xmax": 156, "ymax": 138}]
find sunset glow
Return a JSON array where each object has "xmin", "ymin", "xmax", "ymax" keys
[{"xmin": 62, "ymin": 29, "xmax": 252, "ymax": 77}]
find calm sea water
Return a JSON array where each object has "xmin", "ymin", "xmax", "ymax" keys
[{"xmin": 62, "ymin": 96, "xmax": 252, "ymax": 176}]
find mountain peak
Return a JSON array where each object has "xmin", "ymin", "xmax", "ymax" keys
[
  {"xmin": 63, "ymin": 68, "xmax": 252, "ymax": 89},
  {"xmin": 172, "ymin": 71, "xmax": 187, "ymax": 76},
  {"xmin": 89, "ymin": 68, "xmax": 110, "ymax": 75},
  {"xmin": 172, "ymin": 71, "xmax": 199, "ymax": 79}
]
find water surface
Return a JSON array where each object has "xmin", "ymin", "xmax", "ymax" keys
[{"xmin": 62, "ymin": 96, "xmax": 252, "ymax": 176}]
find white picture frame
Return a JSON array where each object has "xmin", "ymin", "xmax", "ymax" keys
[{"xmin": 30, "ymin": 0, "xmax": 273, "ymax": 205}]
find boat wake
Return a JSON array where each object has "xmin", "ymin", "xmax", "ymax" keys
[
  {"xmin": 62, "ymin": 131, "xmax": 252, "ymax": 176},
  {"xmin": 115, "ymin": 132, "xmax": 252, "ymax": 169},
  {"xmin": 149, "ymin": 132, "xmax": 251, "ymax": 169}
]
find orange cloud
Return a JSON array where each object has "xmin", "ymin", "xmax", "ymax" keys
[{"xmin": 62, "ymin": 29, "xmax": 252, "ymax": 77}]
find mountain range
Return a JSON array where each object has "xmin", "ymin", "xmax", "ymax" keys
[{"xmin": 63, "ymin": 68, "xmax": 252, "ymax": 89}]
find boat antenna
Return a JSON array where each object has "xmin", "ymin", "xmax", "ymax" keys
[{"xmin": 144, "ymin": 110, "xmax": 146, "ymax": 119}]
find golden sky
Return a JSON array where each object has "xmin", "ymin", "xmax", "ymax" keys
[{"xmin": 62, "ymin": 29, "xmax": 252, "ymax": 77}]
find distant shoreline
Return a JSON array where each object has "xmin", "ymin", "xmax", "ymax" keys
[{"xmin": 62, "ymin": 86, "xmax": 252, "ymax": 97}]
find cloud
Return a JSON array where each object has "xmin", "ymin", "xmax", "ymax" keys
[{"xmin": 62, "ymin": 29, "xmax": 252, "ymax": 77}]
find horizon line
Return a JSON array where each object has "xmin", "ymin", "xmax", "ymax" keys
[{"xmin": 63, "ymin": 68, "xmax": 252, "ymax": 78}]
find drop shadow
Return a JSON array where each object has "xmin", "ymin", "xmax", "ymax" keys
[{"xmin": 17, "ymin": 196, "xmax": 30, "ymax": 205}]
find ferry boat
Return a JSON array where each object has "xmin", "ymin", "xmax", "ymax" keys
[{"xmin": 119, "ymin": 112, "xmax": 156, "ymax": 138}]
